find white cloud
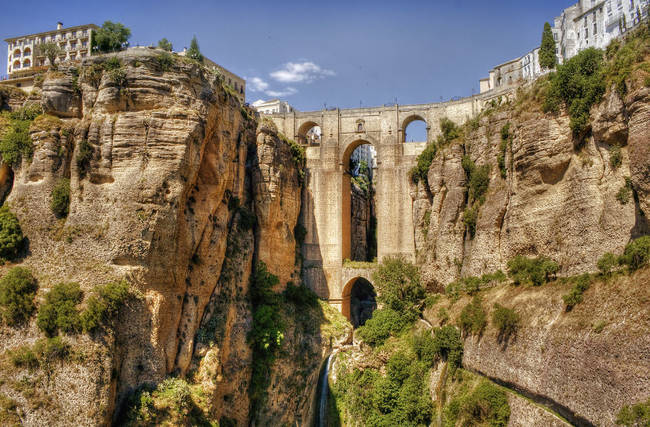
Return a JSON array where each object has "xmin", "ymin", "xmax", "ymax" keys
[
  {"xmin": 248, "ymin": 77, "xmax": 269, "ymax": 92},
  {"xmin": 270, "ymin": 62, "xmax": 335, "ymax": 83},
  {"xmin": 265, "ymin": 87, "xmax": 298, "ymax": 97}
]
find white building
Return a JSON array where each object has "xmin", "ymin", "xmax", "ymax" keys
[
  {"xmin": 5, "ymin": 22, "xmax": 97, "ymax": 77},
  {"xmin": 480, "ymin": 0, "xmax": 649, "ymax": 93},
  {"xmin": 252, "ymin": 99, "xmax": 295, "ymax": 115},
  {"xmin": 554, "ymin": 0, "xmax": 649, "ymax": 63}
]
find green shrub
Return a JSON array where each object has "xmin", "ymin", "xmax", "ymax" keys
[
  {"xmin": 371, "ymin": 256, "xmax": 425, "ymax": 320},
  {"xmin": 357, "ymin": 308, "xmax": 411, "ymax": 346},
  {"xmin": 610, "ymin": 145, "xmax": 623, "ymax": 169},
  {"xmin": 283, "ymin": 282, "xmax": 318, "ymax": 308},
  {"xmin": 597, "ymin": 252, "xmax": 619, "ymax": 275},
  {"xmin": 540, "ymin": 22, "xmax": 557, "ymax": 70},
  {"xmin": 507, "ymin": 255, "xmax": 558, "ymax": 286},
  {"xmin": 0, "ymin": 267, "xmax": 37, "ymax": 326},
  {"xmin": 439, "ymin": 118, "xmax": 461, "ymax": 145},
  {"xmin": 0, "ymin": 113, "xmax": 33, "ymax": 166},
  {"xmin": 157, "ymin": 38, "xmax": 173, "ymax": 52},
  {"xmin": 463, "ymin": 204, "xmax": 479, "ymax": 239},
  {"xmin": 248, "ymin": 262, "xmax": 284, "ymax": 407},
  {"xmin": 616, "ymin": 184, "xmax": 632, "ymax": 204},
  {"xmin": 409, "ymin": 142, "xmax": 436, "ymax": 184},
  {"xmin": 498, "ymin": 123, "xmax": 511, "ymax": 179},
  {"xmin": 102, "ymin": 56, "xmax": 122, "ymax": 71},
  {"xmin": 492, "ymin": 303, "xmax": 520, "ymax": 340},
  {"xmin": 562, "ymin": 273, "xmax": 592, "ymax": 310},
  {"xmin": 80, "ymin": 280, "xmax": 130, "ymax": 333},
  {"xmin": 0, "ymin": 205, "xmax": 24, "ymax": 260},
  {"xmin": 432, "ymin": 325, "xmax": 463, "ymax": 373},
  {"xmin": 155, "ymin": 52, "xmax": 174, "ymax": 72},
  {"xmin": 619, "ymin": 235, "xmax": 650, "ymax": 271},
  {"xmin": 37, "ymin": 282, "xmax": 82, "ymax": 336},
  {"xmin": 543, "ymin": 48, "xmax": 606, "ymax": 136},
  {"xmin": 616, "ymin": 398, "xmax": 650, "ymax": 426},
  {"xmin": 9, "ymin": 336, "xmax": 68, "ymax": 369},
  {"xmin": 412, "ymin": 330, "xmax": 438, "ymax": 366},
  {"xmin": 76, "ymin": 139, "xmax": 93, "ymax": 177},
  {"xmin": 458, "ymin": 295, "xmax": 487, "ymax": 336},
  {"xmin": 186, "ymin": 36, "xmax": 203, "ymax": 63},
  {"xmin": 50, "ymin": 178, "xmax": 70, "ymax": 218},
  {"xmin": 459, "ymin": 380, "xmax": 510, "ymax": 427}
]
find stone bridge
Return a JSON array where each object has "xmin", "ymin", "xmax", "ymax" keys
[{"xmin": 266, "ymin": 88, "xmax": 514, "ymax": 317}]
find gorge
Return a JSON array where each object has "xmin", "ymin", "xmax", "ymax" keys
[{"xmin": 0, "ymin": 22, "xmax": 648, "ymax": 427}]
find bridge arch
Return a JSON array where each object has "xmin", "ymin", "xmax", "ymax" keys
[
  {"xmin": 402, "ymin": 114, "xmax": 429, "ymax": 143},
  {"xmin": 340, "ymin": 135, "xmax": 378, "ymax": 169},
  {"xmin": 341, "ymin": 276, "xmax": 377, "ymax": 328},
  {"xmin": 297, "ymin": 120, "xmax": 321, "ymax": 145}
]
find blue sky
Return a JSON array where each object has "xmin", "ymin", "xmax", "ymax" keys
[{"xmin": 2, "ymin": 0, "xmax": 571, "ymax": 113}]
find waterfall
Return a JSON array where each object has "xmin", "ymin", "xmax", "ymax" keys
[{"xmin": 318, "ymin": 352, "xmax": 336, "ymax": 427}]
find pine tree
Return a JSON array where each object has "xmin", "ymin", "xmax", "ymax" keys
[
  {"xmin": 187, "ymin": 36, "xmax": 203, "ymax": 63},
  {"xmin": 539, "ymin": 22, "xmax": 557, "ymax": 69}
]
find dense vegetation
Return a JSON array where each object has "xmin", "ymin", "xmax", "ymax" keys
[
  {"xmin": 37, "ymin": 282, "xmax": 83, "ymax": 336},
  {"xmin": 458, "ymin": 295, "xmax": 487, "ymax": 336},
  {"xmin": 357, "ymin": 257, "xmax": 425, "ymax": 346},
  {"xmin": 616, "ymin": 398, "xmax": 650, "ymax": 427},
  {"xmin": 0, "ymin": 204, "xmax": 25, "ymax": 260},
  {"xmin": 443, "ymin": 375, "xmax": 510, "ymax": 427},
  {"xmin": 0, "ymin": 267, "xmax": 38, "ymax": 326},
  {"xmin": 409, "ymin": 118, "xmax": 460, "ymax": 185},
  {"xmin": 0, "ymin": 104, "xmax": 41, "ymax": 166},
  {"xmin": 506, "ymin": 255, "xmax": 558, "ymax": 286},
  {"xmin": 50, "ymin": 178, "xmax": 71, "ymax": 218}
]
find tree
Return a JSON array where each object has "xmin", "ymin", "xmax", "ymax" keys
[
  {"xmin": 186, "ymin": 36, "xmax": 203, "ymax": 63},
  {"xmin": 371, "ymin": 256, "xmax": 425, "ymax": 318},
  {"xmin": 540, "ymin": 22, "xmax": 557, "ymax": 69},
  {"xmin": 92, "ymin": 21, "xmax": 131, "ymax": 53},
  {"xmin": 157, "ymin": 38, "xmax": 173, "ymax": 52},
  {"xmin": 35, "ymin": 42, "xmax": 62, "ymax": 69}
]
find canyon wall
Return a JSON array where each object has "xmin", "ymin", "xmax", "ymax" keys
[{"xmin": 0, "ymin": 50, "xmax": 348, "ymax": 426}]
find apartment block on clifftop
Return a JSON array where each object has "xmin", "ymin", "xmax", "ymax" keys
[{"xmin": 4, "ymin": 22, "xmax": 98, "ymax": 89}]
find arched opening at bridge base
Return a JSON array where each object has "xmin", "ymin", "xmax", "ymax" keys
[
  {"xmin": 342, "ymin": 140, "xmax": 377, "ymax": 262},
  {"xmin": 342, "ymin": 277, "xmax": 377, "ymax": 328}
]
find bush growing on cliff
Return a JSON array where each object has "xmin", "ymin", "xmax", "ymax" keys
[
  {"xmin": 371, "ymin": 256, "xmax": 425, "ymax": 320},
  {"xmin": 492, "ymin": 303, "xmax": 520, "ymax": 341},
  {"xmin": 248, "ymin": 262, "xmax": 285, "ymax": 406},
  {"xmin": 0, "ymin": 267, "xmax": 37, "ymax": 326},
  {"xmin": 616, "ymin": 398, "xmax": 650, "ymax": 427},
  {"xmin": 619, "ymin": 235, "xmax": 650, "ymax": 271},
  {"xmin": 597, "ymin": 252, "xmax": 619, "ymax": 275},
  {"xmin": 542, "ymin": 48, "xmax": 606, "ymax": 136},
  {"xmin": 80, "ymin": 280, "xmax": 130, "ymax": 333},
  {"xmin": 155, "ymin": 52, "xmax": 174, "ymax": 72},
  {"xmin": 456, "ymin": 380, "xmax": 510, "ymax": 427},
  {"xmin": 157, "ymin": 38, "xmax": 173, "ymax": 52},
  {"xmin": 498, "ymin": 123, "xmax": 511, "ymax": 178},
  {"xmin": 0, "ymin": 205, "xmax": 25, "ymax": 260},
  {"xmin": 463, "ymin": 203, "xmax": 479, "ymax": 239},
  {"xmin": 458, "ymin": 295, "xmax": 487, "ymax": 336},
  {"xmin": 562, "ymin": 273, "xmax": 592, "ymax": 310},
  {"xmin": 76, "ymin": 139, "xmax": 93, "ymax": 177},
  {"xmin": 37, "ymin": 282, "xmax": 83, "ymax": 336},
  {"xmin": 186, "ymin": 36, "xmax": 203, "ymax": 63},
  {"xmin": 0, "ymin": 109, "xmax": 36, "ymax": 166},
  {"xmin": 432, "ymin": 325, "xmax": 463, "ymax": 373},
  {"xmin": 357, "ymin": 307, "xmax": 411, "ymax": 346},
  {"xmin": 507, "ymin": 255, "xmax": 558, "ymax": 286},
  {"xmin": 50, "ymin": 178, "xmax": 70, "ymax": 218},
  {"xmin": 610, "ymin": 144, "xmax": 623, "ymax": 169},
  {"xmin": 9, "ymin": 336, "xmax": 69, "ymax": 370},
  {"xmin": 409, "ymin": 142, "xmax": 436, "ymax": 185}
]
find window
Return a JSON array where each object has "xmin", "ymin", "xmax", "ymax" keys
[
  {"xmin": 71, "ymin": 42, "xmax": 76, "ymax": 49},
  {"xmin": 584, "ymin": 17, "xmax": 588, "ymax": 27},
  {"xmin": 586, "ymin": 28, "xmax": 589, "ymax": 38},
  {"xmin": 594, "ymin": 22, "xmax": 598, "ymax": 34}
]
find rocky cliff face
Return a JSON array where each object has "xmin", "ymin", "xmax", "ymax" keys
[
  {"xmin": 411, "ymin": 84, "xmax": 650, "ymax": 288},
  {"xmin": 0, "ymin": 50, "xmax": 347, "ymax": 426}
]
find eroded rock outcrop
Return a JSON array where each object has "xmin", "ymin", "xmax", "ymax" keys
[
  {"xmin": 412, "ymin": 85, "xmax": 649, "ymax": 288},
  {"xmin": 0, "ymin": 50, "xmax": 346, "ymax": 426}
]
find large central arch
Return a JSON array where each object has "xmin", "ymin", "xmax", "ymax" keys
[{"xmin": 341, "ymin": 138, "xmax": 377, "ymax": 261}]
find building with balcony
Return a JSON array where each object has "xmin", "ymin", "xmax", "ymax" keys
[{"xmin": 3, "ymin": 22, "xmax": 98, "ymax": 90}]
